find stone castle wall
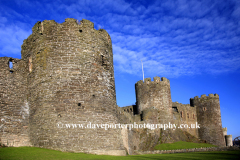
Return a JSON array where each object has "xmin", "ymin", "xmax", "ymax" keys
[
  {"xmin": 0, "ymin": 57, "xmax": 30, "ymax": 147},
  {"xmin": 172, "ymin": 102, "xmax": 198, "ymax": 138},
  {"xmin": 0, "ymin": 18, "xmax": 227, "ymax": 155},
  {"xmin": 1, "ymin": 18, "xmax": 125, "ymax": 155},
  {"xmin": 23, "ymin": 18, "xmax": 124, "ymax": 155},
  {"xmin": 191, "ymin": 94, "xmax": 225, "ymax": 146},
  {"xmin": 135, "ymin": 77, "xmax": 172, "ymax": 124}
]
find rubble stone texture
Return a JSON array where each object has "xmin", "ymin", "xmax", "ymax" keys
[{"xmin": 0, "ymin": 18, "xmax": 226, "ymax": 155}]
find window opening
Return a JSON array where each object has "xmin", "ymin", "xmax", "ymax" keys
[
  {"xmin": 29, "ymin": 56, "xmax": 32, "ymax": 72},
  {"xmin": 9, "ymin": 60, "xmax": 13, "ymax": 69},
  {"xmin": 101, "ymin": 55, "xmax": 104, "ymax": 66}
]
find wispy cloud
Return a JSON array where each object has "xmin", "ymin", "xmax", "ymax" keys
[
  {"xmin": 110, "ymin": 0, "xmax": 240, "ymax": 77},
  {"xmin": 0, "ymin": 0, "xmax": 239, "ymax": 77},
  {"xmin": 0, "ymin": 15, "xmax": 31, "ymax": 58}
]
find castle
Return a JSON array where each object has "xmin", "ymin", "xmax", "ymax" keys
[{"xmin": 0, "ymin": 18, "xmax": 232, "ymax": 155}]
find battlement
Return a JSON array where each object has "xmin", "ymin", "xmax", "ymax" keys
[
  {"xmin": 22, "ymin": 18, "xmax": 111, "ymax": 60},
  {"xmin": 223, "ymin": 127, "xmax": 227, "ymax": 132},
  {"xmin": 193, "ymin": 93, "xmax": 219, "ymax": 100},
  {"xmin": 172, "ymin": 102, "xmax": 192, "ymax": 107},
  {"xmin": 0, "ymin": 18, "xmax": 226, "ymax": 153},
  {"xmin": 80, "ymin": 19, "xmax": 94, "ymax": 28},
  {"xmin": 190, "ymin": 94, "xmax": 219, "ymax": 107},
  {"xmin": 32, "ymin": 20, "xmax": 57, "ymax": 34},
  {"xmin": 136, "ymin": 76, "xmax": 170, "ymax": 85},
  {"xmin": 32, "ymin": 18, "xmax": 103, "ymax": 35}
]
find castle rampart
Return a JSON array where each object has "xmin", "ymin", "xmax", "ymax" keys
[
  {"xmin": 172, "ymin": 102, "xmax": 198, "ymax": 137},
  {"xmin": 0, "ymin": 57, "xmax": 30, "ymax": 147},
  {"xmin": 135, "ymin": 76, "xmax": 172, "ymax": 123},
  {"xmin": 1, "ymin": 18, "xmax": 125, "ymax": 155},
  {"xmin": 191, "ymin": 94, "xmax": 225, "ymax": 146},
  {"xmin": 0, "ymin": 18, "xmax": 229, "ymax": 155}
]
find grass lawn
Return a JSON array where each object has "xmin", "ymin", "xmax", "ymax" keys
[
  {"xmin": 154, "ymin": 141, "xmax": 217, "ymax": 150},
  {"xmin": 0, "ymin": 147, "xmax": 240, "ymax": 160}
]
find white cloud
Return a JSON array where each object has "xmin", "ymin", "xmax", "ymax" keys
[
  {"xmin": 0, "ymin": 18, "xmax": 31, "ymax": 57},
  {"xmin": 0, "ymin": 0, "xmax": 239, "ymax": 77}
]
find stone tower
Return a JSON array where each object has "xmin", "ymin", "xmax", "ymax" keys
[
  {"xmin": 135, "ymin": 76, "xmax": 172, "ymax": 123},
  {"xmin": 191, "ymin": 94, "xmax": 225, "ymax": 146},
  {"xmin": 0, "ymin": 18, "xmax": 229, "ymax": 155},
  {"xmin": 20, "ymin": 18, "xmax": 125, "ymax": 155}
]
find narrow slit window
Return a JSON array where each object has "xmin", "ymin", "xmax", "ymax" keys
[
  {"xmin": 9, "ymin": 61, "xmax": 13, "ymax": 69},
  {"xmin": 101, "ymin": 55, "xmax": 104, "ymax": 66}
]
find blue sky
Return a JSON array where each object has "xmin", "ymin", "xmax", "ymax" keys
[{"xmin": 0, "ymin": 0, "xmax": 240, "ymax": 140}]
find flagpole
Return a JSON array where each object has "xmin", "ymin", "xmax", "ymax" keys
[{"xmin": 141, "ymin": 60, "xmax": 144, "ymax": 82}]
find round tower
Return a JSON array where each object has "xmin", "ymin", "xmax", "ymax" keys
[
  {"xmin": 21, "ymin": 18, "xmax": 125, "ymax": 155},
  {"xmin": 225, "ymin": 135, "xmax": 233, "ymax": 146},
  {"xmin": 223, "ymin": 127, "xmax": 227, "ymax": 136},
  {"xmin": 135, "ymin": 76, "xmax": 172, "ymax": 123},
  {"xmin": 222, "ymin": 127, "xmax": 227, "ymax": 146},
  {"xmin": 192, "ymin": 94, "xmax": 225, "ymax": 146}
]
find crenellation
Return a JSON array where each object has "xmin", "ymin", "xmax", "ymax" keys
[
  {"xmin": 137, "ymin": 76, "xmax": 170, "ymax": 85},
  {"xmin": 214, "ymin": 93, "xmax": 219, "ymax": 97},
  {"xmin": 135, "ymin": 76, "xmax": 172, "ymax": 123},
  {"xmin": 209, "ymin": 93, "xmax": 214, "ymax": 97},
  {"xmin": 80, "ymin": 19, "xmax": 94, "ymax": 28},
  {"xmin": 0, "ymin": 18, "xmax": 228, "ymax": 155},
  {"xmin": 136, "ymin": 80, "xmax": 143, "ymax": 85},
  {"xmin": 194, "ymin": 96, "xmax": 199, "ymax": 99},
  {"xmin": 193, "ymin": 94, "xmax": 219, "ymax": 103},
  {"xmin": 192, "ymin": 93, "xmax": 225, "ymax": 146},
  {"xmin": 144, "ymin": 77, "xmax": 151, "ymax": 83},
  {"xmin": 172, "ymin": 102, "xmax": 193, "ymax": 107},
  {"xmin": 161, "ymin": 77, "xmax": 169, "ymax": 83},
  {"xmin": 2, "ymin": 18, "xmax": 126, "ymax": 154}
]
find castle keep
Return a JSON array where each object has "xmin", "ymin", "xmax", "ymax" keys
[{"xmin": 0, "ymin": 18, "xmax": 232, "ymax": 155}]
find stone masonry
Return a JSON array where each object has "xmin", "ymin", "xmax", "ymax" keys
[{"xmin": 0, "ymin": 18, "xmax": 229, "ymax": 155}]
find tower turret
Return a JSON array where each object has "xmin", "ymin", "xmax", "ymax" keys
[
  {"xmin": 135, "ymin": 76, "xmax": 172, "ymax": 123},
  {"xmin": 191, "ymin": 94, "xmax": 225, "ymax": 146},
  {"xmin": 21, "ymin": 18, "xmax": 125, "ymax": 155}
]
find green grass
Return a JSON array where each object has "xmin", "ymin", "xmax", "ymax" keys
[
  {"xmin": 0, "ymin": 147, "xmax": 240, "ymax": 160},
  {"xmin": 154, "ymin": 141, "xmax": 217, "ymax": 150}
]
